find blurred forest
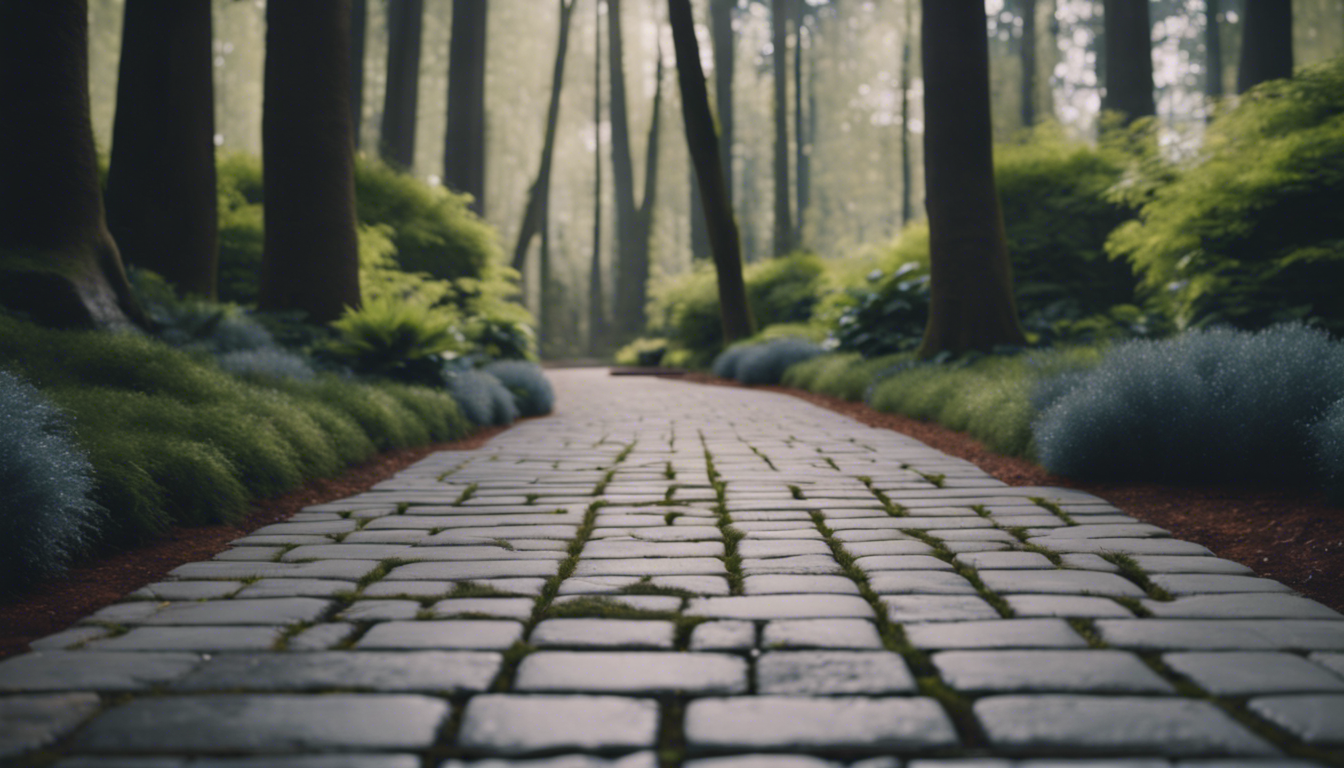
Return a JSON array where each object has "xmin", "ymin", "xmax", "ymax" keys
[{"xmin": 83, "ymin": 0, "xmax": 1344, "ymax": 357}]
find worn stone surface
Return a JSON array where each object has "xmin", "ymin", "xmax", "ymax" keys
[
  {"xmin": 0, "ymin": 694, "xmax": 101, "ymax": 759},
  {"xmin": 1246, "ymin": 694, "xmax": 1344, "ymax": 745},
  {"xmin": 905, "ymin": 619, "xmax": 1088, "ymax": 650},
  {"xmin": 933, "ymin": 650, "xmax": 1173, "ymax": 694},
  {"xmin": 515, "ymin": 651, "xmax": 748, "ymax": 694},
  {"xmin": 756, "ymin": 651, "xmax": 916, "ymax": 694},
  {"xmin": 356, "ymin": 621, "xmax": 523, "ymax": 650},
  {"xmin": 684, "ymin": 696, "xmax": 959, "ymax": 752},
  {"xmin": 456, "ymin": 695, "xmax": 659, "ymax": 755},
  {"xmin": 529, "ymin": 619, "xmax": 675, "ymax": 649},
  {"xmin": 171, "ymin": 651, "xmax": 500, "ymax": 692},
  {"xmin": 760, "ymin": 619, "xmax": 884, "ymax": 649}
]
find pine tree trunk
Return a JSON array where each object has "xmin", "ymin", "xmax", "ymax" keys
[
  {"xmin": 917, "ymin": 0, "xmax": 1026, "ymax": 357},
  {"xmin": 771, "ymin": 0, "xmax": 793, "ymax": 256},
  {"xmin": 1101, "ymin": 0, "xmax": 1156, "ymax": 123},
  {"xmin": 351, "ymin": 0, "xmax": 368, "ymax": 148},
  {"xmin": 669, "ymin": 0, "xmax": 754, "ymax": 344},
  {"xmin": 710, "ymin": 0, "xmax": 735, "ymax": 202},
  {"xmin": 0, "ymin": 1, "xmax": 144, "ymax": 329},
  {"xmin": 1237, "ymin": 0, "xmax": 1293, "ymax": 92},
  {"xmin": 1020, "ymin": 0, "xmax": 1038, "ymax": 127},
  {"xmin": 105, "ymin": 0, "xmax": 219, "ymax": 299},
  {"xmin": 259, "ymin": 0, "xmax": 362, "ymax": 324},
  {"xmin": 444, "ymin": 0, "xmax": 488, "ymax": 214},
  {"xmin": 380, "ymin": 0, "xmax": 424, "ymax": 170}
]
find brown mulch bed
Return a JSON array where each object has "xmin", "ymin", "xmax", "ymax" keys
[
  {"xmin": 0, "ymin": 426, "xmax": 508, "ymax": 660},
  {"xmin": 686, "ymin": 373, "xmax": 1344, "ymax": 614}
]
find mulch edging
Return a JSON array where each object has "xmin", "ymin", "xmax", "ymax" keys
[
  {"xmin": 685, "ymin": 372, "xmax": 1344, "ymax": 614},
  {"xmin": 0, "ymin": 425, "xmax": 509, "ymax": 660}
]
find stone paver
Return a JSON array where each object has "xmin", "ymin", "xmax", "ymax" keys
[{"xmin": 4, "ymin": 369, "xmax": 1342, "ymax": 767}]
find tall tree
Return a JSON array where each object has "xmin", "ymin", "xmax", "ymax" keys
[
  {"xmin": 1019, "ymin": 0, "xmax": 1038, "ymax": 126},
  {"xmin": 899, "ymin": 0, "xmax": 916, "ymax": 226},
  {"xmin": 771, "ymin": 0, "xmax": 794, "ymax": 255},
  {"xmin": 1101, "ymin": 0, "xmax": 1156, "ymax": 123},
  {"xmin": 590, "ymin": 0, "xmax": 609, "ymax": 353},
  {"xmin": 259, "ymin": 0, "xmax": 362, "ymax": 323},
  {"xmin": 1205, "ymin": 0, "xmax": 1225, "ymax": 98},
  {"xmin": 917, "ymin": 0, "xmax": 1027, "ymax": 356},
  {"xmin": 669, "ymin": 0, "xmax": 754, "ymax": 343},
  {"xmin": 609, "ymin": 0, "xmax": 664, "ymax": 333},
  {"xmin": 710, "ymin": 0, "xmax": 736, "ymax": 200},
  {"xmin": 1238, "ymin": 0, "xmax": 1293, "ymax": 92},
  {"xmin": 0, "ymin": 1, "xmax": 144, "ymax": 329},
  {"xmin": 105, "ymin": 0, "xmax": 219, "ymax": 299},
  {"xmin": 380, "ymin": 0, "xmax": 425, "ymax": 169},
  {"xmin": 444, "ymin": 0, "xmax": 489, "ymax": 214},
  {"xmin": 794, "ymin": 0, "xmax": 811, "ymax": 244},
  {"xmin": 351, "ymin": 0, "xmax": 368, "ymax": 148}
]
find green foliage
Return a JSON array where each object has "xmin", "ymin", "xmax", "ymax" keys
[
  {"xmin": 713, "ymin": 338, "xmax": 824, "ymax": 386},
  {"xmin": 216, "ymin": 153, "xmax": 266, "ymax": 305},
  {"xmin": 446, "ymin": 370, "xmax": 519, "ymax": 426},
  {"xmin": 0, "ymin": 370, "xmax": 103, "ymax": 590},
  {"xmin": 613, "ymin": 337, "xmax": 669, "ymax": 367},
  {"xmin": 326, "ymin": 295, "xmax": 464, "ymax": 386},
  {"xmin": 483, "ymin": 361, "xmax": 555, "ymax": 417},
  {"xmin": 1107, "ymin": 56, "xmax": 1344, "ymax": 335},
  {"xmin": 829, "ymin": 262, "xmax": 930, "ymax": 357},
  {"xmin": 781, "ymin": 352, "xmax": 912, "ymax": 402},
  {"xmin": 1034, "ymin": 325, "xmax": 1344, "ymax": 483}
]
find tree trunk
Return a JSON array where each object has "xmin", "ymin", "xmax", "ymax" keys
[
  {"xmin": 380, "ymin": 0, "xmax": 424, "ymax": 170},
  {"xmin": 793, "ymin": 0, "xmax": 810, "ymax": 245},
  {"xmin": 1101, "ymin": 0, "xmax": 1156, "ymax": 124},
  {"xmin": 917, "ymin": 0, "xmax": 1027, "ymax": 357},
  {"xmin": 669, "ymin": 0, "xmax": 754, "ymax": 344},
  {"xmin": 0, "ymin": 1, "xmax": 144, "ymax": 330},
  {"xmin": 899, "ymin": 1, "xmax": 915, "ymax": 226},
  {"xmin": 710, "ymin": 0, "xmax": 735, "ymax": 202},
  {"xmin": 259, "ymin": 0, "xmax": 362, "ymax": 324},
  {"xmin": 351, "ymin": 0, "xmax": 367, "ymax": 148},
  {"xmin": 1020, "ymin": 0, "xmax": 1038, "ymax": 127},
  {"xmin": 609, "ymin": 0, "xmax": 662, "ymax": 334},
  {"xmin": 771, "ymin": 0, "xmax": 793, "ymax": 256},
  {"xmin": 690, "ymin": 168, "xmax": 711, "ymax": 261},
  {"xmin": 590, "ymin": 0, "xmax": 608, "ymax": 354},
  {"xmin": 511, "ymin": 0, "xmax": 577, "ymax": 276},
  {"xmin": 444, "ymin": 0, "xmax": 488, "ymax": 214},
  {"xmin": 105, "ymin": 0, "xmax": 218, "ymax": 300},
  {"xmin": 1206, "ymin": 0, "xmax": 1224, "ymax": 97},
  {"xmin": 1237, "ymin": 0, "xmax": 1293, "ymax": 92}
]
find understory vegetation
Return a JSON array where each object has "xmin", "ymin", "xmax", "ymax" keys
[
  {"xmin": 0, "ymin": 160, "xmax": 553, "ymax": 592},
  {"xmin": 638, "ymin": 57, "xmax": 1344, "ymax": 504}
]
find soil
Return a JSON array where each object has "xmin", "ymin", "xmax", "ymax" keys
[
  {"xmin": 685, "ymin": 373, "xmax": 1344, "ymax": 615},
  {"xmin": 0, "ymin": 426, "xmax": 508, "ymax": 660}
]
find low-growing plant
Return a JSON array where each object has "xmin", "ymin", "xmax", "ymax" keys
[
  {"xmin": 325, "ymin": 296, "xmax": 464, "ymax": 386},
  {"xmin": 483, "ymin": 361, "xmax": 555, "ymax": 417},
  {"xmin": 215, "ymin": 348, "xmax": 316, "ymax": 381},
  {"xmin": 1034, "ymin": 325, "xmax": 1344, "ymax": 482},
  {"xmin": 735, "ymin": 338, "xmax": 825, "ymax": 386},
  {"xmin": 783, "ymin": 352, "xmax": 914, "ymax": 402},
  {"xmin": 711, "ymin": 344, "xmax": 752, "ymax": 381},
  {"xmin": 0, "ymin": 370, "xmax": 103, "ymax": 590},
  {"xmin": 613, "ymin": 337, "xmax": 668, "ymax": 367},
  {"xmin": 1313, "ymin": 399, "xmax": 1344, "ymax": 503},
  {"xmin": 446, "ymin": 369, "xmax": 519, "ymax": 426}
]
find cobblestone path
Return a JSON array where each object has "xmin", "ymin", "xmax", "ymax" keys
[{"xmin": 4, "ymin": 369, "xmax": 1344, "ymax": 767}]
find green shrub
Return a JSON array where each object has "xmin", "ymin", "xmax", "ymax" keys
[
  {"xmin": 326, "ymin": 295, "xmax": 463, "ymax": 386},
  {"xmin": 783, "ymin": 352, "xmax": 914, "ymax": 402},
  {"xmin": 483, "ymin": 361, "xmax": 555, "ymax": 417},
  {"xmin": 297, "ymin": 377, "xmax": 429, "ymax": 450},
  {"xmin": 711, "ymin": 344, "xmax": 752, "ymax": 380},
  {"xmin": 1314, "ymin": 399, "xmax": 1344, "ymax": 503},
  {"xmin": 613, "ymin": 337, "xmax": 668, "ymax": 367},
  {"xmin": 216, "ymin": 348, "xmax": 316, "ymax": 381},
  {"xmin": 0, "ymin": 370, "xmax": 103, "ymax": 590},
  {"xmin": 735, "ymin": 339, "xmax": 825, "ymax": 386},
  {"xmin": 828, "ymin": 262, "xmax": 930, "ymax": 357},
  {"xmin": 380, "ymin": 383, "xmax": 472, "ymax": 442},
  {"xmin": 1107, "ymin": 56, "xmax": 1344, "ymax": 335},
  {"xmin": 1034, "ymin": 325, "xmax": 1344, "ymax": 482}
]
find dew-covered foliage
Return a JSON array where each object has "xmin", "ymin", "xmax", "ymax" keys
[
  {"xmin": 0, "ymin": 370, "xmax": 103, "ymax": 590},
  {"xmin": 1313, "ymin": 399, "xmax": 1344, "ymax": 504},
  {"xmin": 1034, "ymin": 325, "xmax": 1344, "ymax": 482},
  {"xmin": 483, "ymin": 360, "xmax": 555, "ymax": 417},
  {"xmin": 447, "ymin": 369, "xmax": 519, "ymax": 426}
]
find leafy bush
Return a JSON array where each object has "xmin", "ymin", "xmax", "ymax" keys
[
  {"xmin": 614, "ymin": 337, "xmax": 669, "ymax": 367},
  {"xmin": 326, "ymin": 295, "xmax": 463, "ymax": 386},
  {"xmin": 483, "ymin": 361, "xmax": 555, "ymax": 417},
  {"xmin": 0, "ymin": 370, "xmax": 102, "ymax": 590},
  {"xmin": 1314, "ymin": 399, "xmax": 1344, "ymax": 503},
  {"xmin": 446, "ymin": 370, "xmax": 518, "ymax": 426},
  {"xmin": 1034, "ymin": 325, "xmax": 1344, "ymax": 482},
  {"xmin": 735, "ymin": 339, "xmax": 825, "ymax": 386},
  {"xmin": 828, "ymin": 262, "xmax": 930, "ymax": 357},
  {"xmin": 1107, "ymin": 56, "xmax": 1344, "ymax": 335},
  {"xmin": 711, "ymin": 344, "xmax": 752, "ymax": 381}
]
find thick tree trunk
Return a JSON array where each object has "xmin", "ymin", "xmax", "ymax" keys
[
  {"xmin": 380, "ymin": 0, "xmax": 424, "ymax": 170},
  {"xmin": 899, "ymin": 1, "xmax": 915, "ymax": 226},
  {"xmin": 794, "ymin": 1, "xmax": 810, "ymax": 245},
  {"xmin": 771, "ymin": 0, "xmax": 793, "ymax": 256},
  {"xmin": 1206, "ymin": 0, "xmax": 1224, "ymax": 97},
  {"xmin": 351, "ymin": 0, "xmax": 367, "ymax": 148},
  {"xmin": 0, "ymin": 1, "xmax": 144, "ymax": 329},
  {"xmin": 917, "ymin": 0, "xmax": 1027, "ymax": 357},
  {"xmin": 669, "ymin": 0, "xmax": 754, "ymax": 343},
  {"xmin": 512, "ymin": 0, "xmax": 577, "ymax": 277},
  {"xmin": 1101, "ymin": 0, "xmax": 1156, "ymax": 123},
  {"xmin": 590, "ymin": 0, "xmax": 608, "ymax": 354},
  {"xmin": 444, "ymin": 0, "xmax": 488, "ymax": 214},
  {"xmin": 1238, "ymin": 0, "xmax": 1293, "ymax": 92},
  {"xmin": 259, "ymin": 0, "xmax": 362, "ymax": 324},
  {"xmin": 609, "ymin": 0, "xmax": 662, "ymax": 334},
  {"xmin": 690, "ymin": 168, "xmax": 711, "ymax": 261},
  {"xmin": 105, "ymin": 0, "xmax": 218, "ymax": 300},
  {"xmin": 710, "ymin": 0, "xmax": 735, "ymax": 202},
  {"xmin": 1020, "ymin": 0, "xmax": 1038, "ymax": 127}
]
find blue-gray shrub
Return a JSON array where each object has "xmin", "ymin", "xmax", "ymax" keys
[
  {"xmin": 446, "ymin": 370, "xmax": 518, "ymax": 426},
  {"xmin": 1033, "ymin": 325, "xmax": 1344, "ymax": 482},
  {"xmin": 737, "ymin": 338, "xmax": 825, "ymax": 386},
  {"xmin": 0, "ymin": 370, "xmax": 103, "ymax": 590},
  {"xmin": 1313, "ymin": 398, "xmax": 1344, "ymax": 503},
  {"xmin": 711, "ymin": 344, "xmax": 752, "ymax": 380},
  {"xmin": 482, "ymin": 360, "xmax": 555, "ymax": 417}
]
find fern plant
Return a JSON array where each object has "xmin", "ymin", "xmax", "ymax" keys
[{"xmin": 326, "ymin": 296, "xmax": 464, "ymax": 385}]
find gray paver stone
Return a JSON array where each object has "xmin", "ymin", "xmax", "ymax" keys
[
  {"xmin": 530, "ymin": 619, "xmax": 675, "ymax": 649},
  {"xmin": 1149, "ymin": 575, "xmax": 1292, "ymax": 595},
  {"xmin": 682, "ymin": 757, "xmax": 842, "ymax": 768},
  {"xmin": 338, "ymin": 600, "xmax": 421, "ymax": 621},
  {"xmin": 868, "ymin": 571, "xmax": 977, "ymax": 595},
  {"xmin": 1141, "ymin": 594, "xmax": 1342, "ymax": 619},
  {"xmin": 954, "ymin": 552, "xmax": 1055, "ymax": 570},
  {"xmin": 233, "ymin": 579, "xmax": 356, "ymax": 599},
  {"xmin": 131, "ymin": 581, "xmax": 242, "ymax": 600},
  {"xmin": 977, "ymin": 570, "xmax": 1145, "ymax": 598},
  {"xmin": 0, "ymin": 651, "xmax": 202, "ymax": 692},
  {"xmin": 1130, "ymin": 556, "xmax": 1253, "ymax": 574},
  {"xmin": 756, "ymin": 651, "xmax": 916, "ymax": 694},
  {"xmin": 933, "ymin": 650, "xmax": 1173, "ymax": 693},
  {"xmin": 742, "ymin": 575, "xmax": 861, "ymax": 595},
  {"xmin": 85, "ymin": 626, "xmax": 282, "ymax": 652},
  {"xmin": 690, "ymin": 621, "xmax": 756, "ymax": 651},
  {"xmin": 171, "ymin": 651, "xmax": 500, "ymax": 692},
  {"xmin": 687, "ymin": 595, "xmax": 874, "ymax": 620},
  {"xmin": 456, "ymin": 694, "xmax": 658, "ymax": 755},
  {"xmin": 739, "ymin": 555, "xmax": 844, "ymax": 575},
  {"xmin": 884, "ymin": 595, "xmax": 1002, "ymax": 623},
  {"xmin": 0, "ymin": 693, "xmax": 101, "ymax": 759},
  {"xmin": 432, "ymin": 598, "xmax": 537, "ymax": 620},
  {"xmin": 573, "ymin": 558, "xmax": 727, "ymax": 577},
  {"xmin": 515, "ymin": 651, "xmax": 747, "ymax": 694},
  {"xmin": 760, "ymin": 619, "xmax": 884, "ymax": 649},
  {"xmin": 1163, "ymin": 652, "xmax": 1344, "ymax": 695},
  {"xmin": 388, "ymin": 561, "xmax": 560, "ymax": 580},
  {"xmin": 1246, "ymin": 694, "xmax": 1344, "ymax": 746},
  {"xmin": 1098, "ymin": 619, "xmax": 1344, "ymax": 651},
  {"xmin": 905, "ymin": 619, "xmax": 1087, "ymax": 649},
  {"xmin": 442, "ymin": 753, "xmax": 658, "ymax": 768},
  {"xmin": 287, "ymin": 622, "xmax": 356, "ymax": 650},
  {"xmin": 1004, "ymin": 595, "xmax": 1134, "ymax": 618},
  {"xmin": 357, "ymin": 620, "xmax": 523, "ymax": 650},
  {"xmin": 684, "ymin": 696, "xmax": 958, "ymax": 752}
]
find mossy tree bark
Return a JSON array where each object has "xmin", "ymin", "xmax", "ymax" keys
[
  {"xmin": 259, "ymin": 0, "xmax": 362, "ymax": 324},
  {"xmin": 105, "ymin": 0, "xmax": 219, "ymax": 300},
  {"xmin": 444, "ymin": 0, "xmax": 489, "ymax": 215},
  {"xmin": 0, "ymin": 1, "xmax": 145, "ymax": 330},
  {"xmin": 916, "ymin": 0, "xmax": 1027, "ymax": 358},
  {"xmin": 1101, "ymin": 0, "xmax": 1156, "ymax": 124},
  {"xmin": 380, "ymin": 0, "xmax": 425, "ymax": 170},
  {"xmin": 609, "ymin": 0, "xmax": 663, "ymax": 337},
  {"xmin": 1237, "ymin": 0, "xmax": 1293, "ymax": 93},
  {"xmin": 771, "ymin": 0, "xmax": 793, "ymax": 257},
  {"xmin": 669, "ymin": 0, "xmax": 754, "ymax": 344}
]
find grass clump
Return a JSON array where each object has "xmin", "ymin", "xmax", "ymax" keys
[
  {"xmin": 482, "ymin": 360, "xmax": 555, "ymax": 417},
  {"xmin": 0, "ymin": 370, "xmax": 103, "ymax": 590}
]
